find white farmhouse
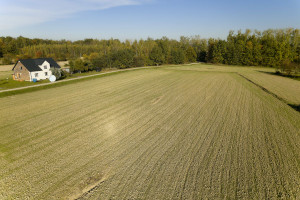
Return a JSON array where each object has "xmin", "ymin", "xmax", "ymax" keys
[{"xmin": 12, "ymin": 58, "xmax": 61, "ymax": 81}]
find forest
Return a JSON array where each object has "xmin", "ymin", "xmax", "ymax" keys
[{"xmin": 0, "ymin": 28, "xmax": 299, "ymax": 74}]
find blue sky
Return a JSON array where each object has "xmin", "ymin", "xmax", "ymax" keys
[{"xmin": 1, "ymin": 0, "xmax": 299, "ymax": 40}]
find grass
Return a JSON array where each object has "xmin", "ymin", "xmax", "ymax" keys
[
  {"xmin": 63, "ymin": 69, "xmax": 118, "ymax": 79},
  {"xmin": 0, "ymin": 69, "xmax": 118, "ymax": 92},
  {"xmin": 0, "ymin": 76, "xmax": 50, "ymax": 90},
  {"xmin": 0, "ymin": 68, "xmax": 148, "ymax": 98},
  {"xmin": 0, "ymin": 71, "xmax": 12, "ymax": 79},
  {"xmin": 267, "ymin": 71, "xmax": 300, "ymax": 81},
  {"xmin": 238, "ymin": 69, "xmax": 300, "ymax": 105},
  {"xmin": 0, "ymin": 64, "xmax": 299, "ymax": 199},
  {"xmin": 0, "ymin": 70, "xmax": 51, "ymax": 90}
]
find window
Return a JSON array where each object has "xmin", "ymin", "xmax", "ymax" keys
[
  {"xmin": 45, "ymin": 72, "xmax": 48, "ymax": 76},
  {"xmin": 20, "ymin": 66, "xmax": 22, "ymax": 70},
  {"xmin": 35, "ymin": 73, "xmax": 38, "ymax": 77},
  {"xmin": 44, "ymin": 66, "xmax": 47, "ymax": 69}
]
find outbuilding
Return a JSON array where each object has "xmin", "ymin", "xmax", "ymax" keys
[{"xmin": 12, "ymin": 58, "xmax": 61, "ymax": 81}]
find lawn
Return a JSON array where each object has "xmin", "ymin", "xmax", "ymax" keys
[
  {"xmin": 0, "ymin": 62, "xmax": 69, "ymax": 90},
  {"xmin": 0, "ymin": 64, "xmax": 299, "ymax": 199},
  {"xmin": 0, "ymin": 71, "xmax": 12, "ymax": 80},
  {"xmin": 0, "ymin": 75, "xmax": 50, "ymax": 90},
  {"xmin": 0, "ymin": 68, "xmax": 117, "ymax": 91},
  {"xmin": 0, "ymin": 67, "xmax": 50, "ymax": 90}
]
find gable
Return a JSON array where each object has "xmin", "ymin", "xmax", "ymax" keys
[
  {"xmin": 44, "ymin": 58, "xmax": 61, "ymax": 69},
  {"xmin": 40, "ymin": 61, "xmax": 51, "ymax": 70},
  {"xmin": 13, "ymin": 60, "xmax": 42, "ymax": 72},
  {"xmin": 13, "ymin": 62, "xmax": 30, "ymax": 72}
]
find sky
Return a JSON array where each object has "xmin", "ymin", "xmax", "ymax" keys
[{"xmin": 0, "ymin": 0, "xmax": 299, "ymax": 41}]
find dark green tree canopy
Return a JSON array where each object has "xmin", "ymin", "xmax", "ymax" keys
[{"xmin": 0, "ymin": 28, "xmax": 299, "ymax": 74}]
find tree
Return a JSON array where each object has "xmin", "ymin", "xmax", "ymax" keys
[
  {"xmin": 170, "ymin": 48, "xmax": 185, "ymax": 64},
  {"xmin": 0, "ymin": 29, "xmax": 299, "ymax": 72},
  {"xmin": 69, "ymin": 58, "xmax": 92, "ymax": 72},
  {"xmin": 0, "ymin": 38, "xmax": 4, "ymax": 58},
  {"xmin": 51, "ymin": 68, "xmax": 62, "ymax": 79},
  {"xmin": 133, "ymin": 56, "xmax": 146, "ymax": 67},
  {"xmin": 206, "ymin": 39, "xmax": 215, "ymax": 63},
  {"xmin": 111, "ymin": 49, "xmax": 135, "ymax": 68},
  {"xmin": 185, "ymin": 46, "xmax": 197, "ymax": 63},
  {"xmin": 149, "ymin": 46, "xmax": 165, "ymax": 65}
]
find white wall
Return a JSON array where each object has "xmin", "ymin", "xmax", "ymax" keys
[{"xmin": 30, "ymin": 61, "xmax": 52, "ymax": 81}]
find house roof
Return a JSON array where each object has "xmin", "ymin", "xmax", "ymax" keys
[{"xmin": 12, "ymin": 58, "xmax": 61, "ymax": 72}]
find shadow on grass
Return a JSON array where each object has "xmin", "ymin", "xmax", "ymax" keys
[
  {"xmin": 257, "ymin": 71, "xmax": 300, "ymax": 81},
  {"xmin": 288, "ymin": 104, "xmax": 300, "ymax": 112}
]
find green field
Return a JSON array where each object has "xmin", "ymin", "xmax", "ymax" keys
[{"xmin": 0, "ymin": 64, "xmax": 299, "ymax": 199}]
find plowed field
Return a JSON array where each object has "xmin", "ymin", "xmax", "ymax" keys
[{"xmin": 0, "ymin": 65, "xmax": 299, "ymax": 199}]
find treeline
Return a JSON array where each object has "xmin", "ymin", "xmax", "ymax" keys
[
  {"xmin": 206, "ymin": 29, "xmax": 299, "ymax": 73},
  {"xmin": 0, "ymin": 28, "xmax": 299, "ymax": 72}
]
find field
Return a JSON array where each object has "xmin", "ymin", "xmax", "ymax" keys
[
  {"xmin": 0, "ymin": 64, "xmax": 299, "ymax": 199},
  {"xmin": 0, "ymin": 65, "xmax": 13, "ymax": 72}
]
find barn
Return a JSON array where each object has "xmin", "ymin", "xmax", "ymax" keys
[{"xmin": 12, "ymin": 58, "xmax": 61, "ymax": 81}]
